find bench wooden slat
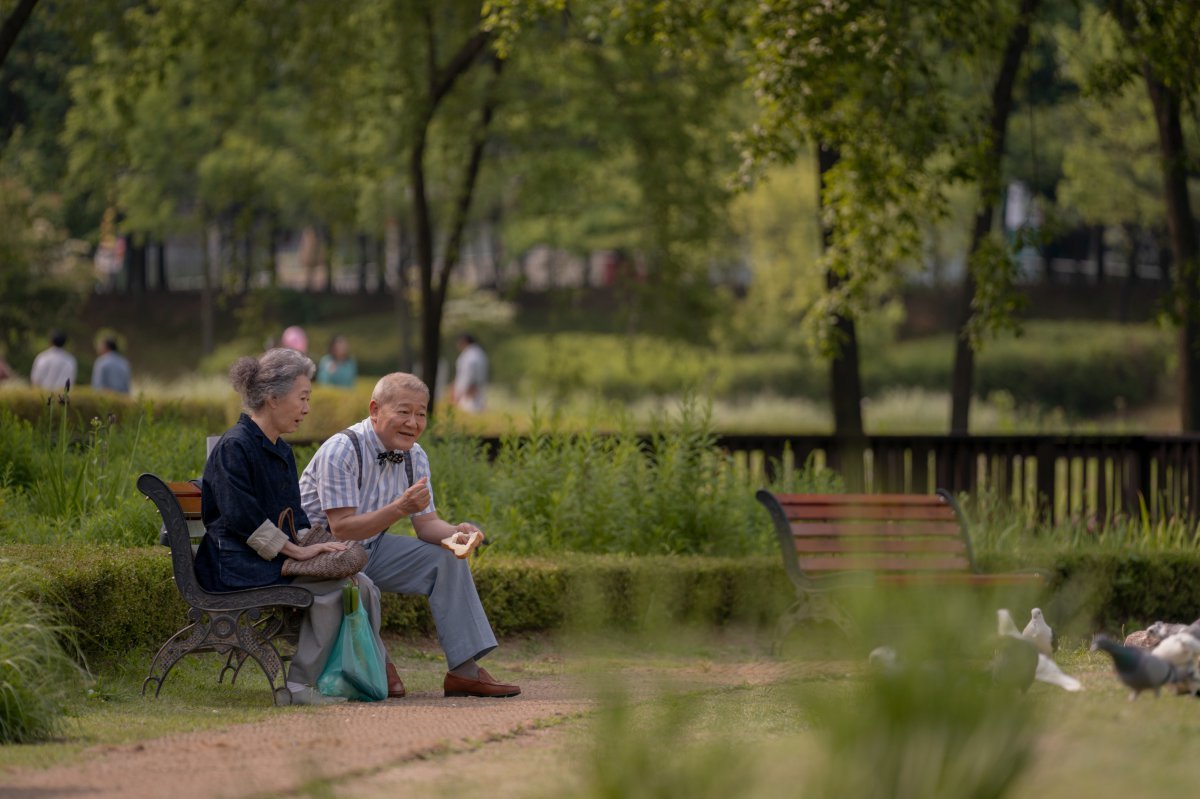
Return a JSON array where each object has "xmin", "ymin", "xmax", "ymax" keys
[
  {"xmin": 793, "ymin": 538, "xmax": 967, "ymax": 555},
  {"xmin": 780, "ymin": 504, "xmax": 958, "ymax": 521},
  {"xmin": 771, "ymin": 493, "xmax": 951, "ymax": 506},
  {"xmin": 789, "ymin": 521, "xmax": 963, "ymax": 538},
  {"xmin": 798, "ymin": 555, "xmax": 974, "ymax": 573},
  {"xmin": 167, "ymin": 482, "xmax": 202, "ymax": 518}
]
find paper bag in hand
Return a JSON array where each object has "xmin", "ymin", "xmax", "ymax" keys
[{"xmin": 441, "ymin": 530, "xmax": 481, "ymax": 559}]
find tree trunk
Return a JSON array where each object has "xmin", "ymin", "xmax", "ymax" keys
[
  {"xmin": 125, "ymin": 239, "xmax": 147, "ymax": 296},
  {"xmin": 950, "ymin": 0, "xmax": 1038, "ymax": 434},
  {"xmin": 408, "ymin": 29, "xmax": 496, "ymax": 400},
  {"xmin": 375, "ymin": 235, "xmax": 388, "ymax": 296},
  {"xmin": 1142, "ymin": 67, "xmax": 1200, "ymax": 430},
  {"xmin": 389, "ymin": 216, "xmax": 415, "ymax": 372},
  {"xmin": 357, "ymin": 232, "xmax": 370, "ymax": 294},
  {"xmin": 268, "ymin": 221, "xmax": 280, "ymax": 287},
  {"xmin": 817, "ymin": 144, "xmax": 864, "ymax": 440},
  {"xmin": 155, "ymin": 237, "xmax": 168, "ymax": 291},
  {"xmin": 0, "ymin": 0, "xmax": 38, "ymax": 72},
  {"xmin": 322, "ymin": 227, "xmax": 336, "ymax": 294},
  {"xmin": 202, "ymin": 222, "xmax": 219, "ymax": 356}
]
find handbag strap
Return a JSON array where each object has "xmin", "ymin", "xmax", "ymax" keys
[{"xmin": 277, "ymin": 506, "xmax": 298, "ymax": 542}]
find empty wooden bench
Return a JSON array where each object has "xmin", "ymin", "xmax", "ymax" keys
[
  {"xmin": 139, "ymin": 473, "xmax": 312, "ymax": 706},
  {"xmin": 755, "ymin": 489, "xmax": 1045, "ymax": 631}
]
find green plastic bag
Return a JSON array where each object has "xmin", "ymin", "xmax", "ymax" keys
[{"xmin": 316, "ymin": 584, "xmax": 387, "ymax": 701}]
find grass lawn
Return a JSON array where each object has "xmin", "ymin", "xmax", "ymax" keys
[{"xmin": 7, "ymin": 625, "xmax": 1200, "ymax": 798}]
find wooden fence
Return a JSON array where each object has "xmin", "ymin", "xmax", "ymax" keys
[
  {"xmin": 708, "ymin": 434, "xmax": 1200, "ymax": 524},
  {"xmin": 301, "ymin": 432, "xmax": 1200, "ymax": 525}
]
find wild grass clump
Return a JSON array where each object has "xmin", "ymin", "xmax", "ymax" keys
[
  {"xmin": 0, "ymin": 393, "xmax": 210, "ymax": 546},
  {"xmin": 0, "ymin": 561, "xmax": 87, "ymax": 743},
  {"xmin": 962, "ymin": 488, "xmax": 1200, "ymax": 571},
  {"xmin": 426, "ymin": 398, "xmax": 840, "ymax": 556}
]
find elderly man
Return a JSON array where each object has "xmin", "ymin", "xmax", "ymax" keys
[{"xmin": 298, "ymin": 372, "xmax": 519, "ymax": 698}]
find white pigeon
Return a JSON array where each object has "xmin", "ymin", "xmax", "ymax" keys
[
  {"xmin": 1150, "ymin": 631, "xmax": 1200, "ymax": 689},
  {"xmin": 868, "ymin": 646, "xmax": 900, "ymax": 675},
  {"xmin": 1022, "ymin": 608, "xmax": 1054, "ymax": 656},
  {"xmin": 1035, "ymin": 653, "xmax": 1083, "ymax": 692},
  {"xmin": 997, "ymin": 608, "xmax": 1022, "ymax": 638}
]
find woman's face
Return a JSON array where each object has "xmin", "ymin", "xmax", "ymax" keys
[
  {"xmin": 332, "ymin": 337, "xmax": 349, "ymax": 360},
  {"xmin": 267, "ymin": 375, "xmax": 311, "ymax": 435}
]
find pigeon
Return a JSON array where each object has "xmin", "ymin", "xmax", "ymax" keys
[
  {"xmin": 1035, "ymin": 653, "xmax": 1083, "ymax": 692},
  {"xmin": 993, "ymin": 609, "xmax": 1039, "ymax": 692},
  {"xmin": 1092, "ymin": 634, "xmax": 1177, "ymax": 700},
  {"xmin": 997, "ymin": 608, "xmax": 1022, "ymax": 638},
  {"xmin": 1022, "ymin": 608, "xmax": 1054, "ymax": 656},
  {"xmin": 1146, "ymin": 621, "xmax": 1188, "ymax": 640},
  {"xmin": 1124, "ymin": 630, "xmax": 1162, "ymax": 649},
  {"xmin": 1150, "ymin": 632, "xmax": 1200, "ymax": 693},
  {"xmin": 868, "ymin": 646, "xmax": 900, "ymax": 675}
]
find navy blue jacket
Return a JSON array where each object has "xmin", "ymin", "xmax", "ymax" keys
[{"xmin": 193, "ymin": 414, "xmax": 310, "ymax": 592}]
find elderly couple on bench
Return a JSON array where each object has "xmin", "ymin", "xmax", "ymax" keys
[{"xmin": 192, "ymin": 348, "xmax": 519, "ymax": 706}]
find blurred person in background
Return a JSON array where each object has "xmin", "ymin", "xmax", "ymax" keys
[
  {"xmin": 91, "ymin": 334, "xmax": 131, "ymax": 394},
  {"xmin": 281, "ymin": 325, "xmax": 308, "ymax": 354},
  {"xmin": 450, "ymin": 333, "xmax": 488, "ymax": 413},
  {"xmin": 316, "ymin": 334, "xmax": 357, "ymax": 389},
  {"xmin": 30, "ymin": 330, "xmax": 76, "ymax": 391}
]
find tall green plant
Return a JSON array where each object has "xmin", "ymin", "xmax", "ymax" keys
[{"xmin": 0, "ymin": 561, "xmax": 86, "ymax": 743}]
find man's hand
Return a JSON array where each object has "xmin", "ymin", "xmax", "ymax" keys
[
  {"xmin": 397, "ymin": 476, "xmax": 431, "ymax": 516},
  {"xmin": 442, "ymin": 523, "xmax": 485, "ymax": 558}
]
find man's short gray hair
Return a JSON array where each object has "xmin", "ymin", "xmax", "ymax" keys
[
  {"xmin": 229, "ymin": 348, "xmax": 316, "ymax": 412},
  {"xmin": 372, "ymin": 372, "xmax": 430, "ymax": 407}
]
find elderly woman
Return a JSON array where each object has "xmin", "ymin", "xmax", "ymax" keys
[{"xmin": 192, "ymin": 348, "xmax": 387, "ymax": 705}]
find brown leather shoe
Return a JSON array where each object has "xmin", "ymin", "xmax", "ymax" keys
[
  {"xmin": 443, "ymin": 667, "xmax": 521, "ymax": 698},
  {"xmin": 385, "ymin": 661, "xmax": 406, "ymax": 698}
]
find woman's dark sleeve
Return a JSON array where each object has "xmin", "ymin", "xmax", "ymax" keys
[{"xmin": 206, "ymin": 438, "xmax": 271, "ymax": 542}]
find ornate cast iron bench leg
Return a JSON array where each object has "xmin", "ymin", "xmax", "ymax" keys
[
  {"xmin": 144, "ymin": 607, "xmax": 293, "ymax": 706},
  {"xmin": 142, "ymin": 609, "xmax": 211, "ymax": 698}
]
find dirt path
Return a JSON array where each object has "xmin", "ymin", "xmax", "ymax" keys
[{"xmin": 0, "ymin": 662, "xmax": 795, "ymax": 799}]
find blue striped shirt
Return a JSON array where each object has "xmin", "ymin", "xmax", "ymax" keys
[{"xmin": 298, "ymin": 418, "xmax": 435, "ymax": 545}]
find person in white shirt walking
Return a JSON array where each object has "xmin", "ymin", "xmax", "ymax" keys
[
  {"xmin": 30, "ymin": 330, "xmax": 77, "ymax": 391},
  {"xmin": 450, "ymin": 333, "xmax": 488, "ymax": 413}
]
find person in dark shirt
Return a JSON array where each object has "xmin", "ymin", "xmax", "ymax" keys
[{"xmin": 194, "ymin": 347, "xmax": 389, "ymax": 705}]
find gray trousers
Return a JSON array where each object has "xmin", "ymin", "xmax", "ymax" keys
[
  {"xmin": 287, "ymin": 572, "xmax": 385, "ymax": 687},
  {"xmin": 364, "ymin": 534, "xmax": 497, "ymax": 670}
]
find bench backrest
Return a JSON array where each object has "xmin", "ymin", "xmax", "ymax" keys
[
  {"xmin": 755, "ymin": 489, "xmax": 975, "ymax": 583},
  {"xmin": 138, "ymin": 473, "xmax": 211, "ymax": 607}
]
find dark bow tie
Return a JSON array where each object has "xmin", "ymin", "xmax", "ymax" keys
[{"xmin": 377, "ymin": 450, "xmax": 408, "ymax": 465}]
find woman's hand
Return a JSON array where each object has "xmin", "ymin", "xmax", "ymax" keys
[{"xmin": 292, "ymin": 540, "xmax": 349, "ymax": 560}]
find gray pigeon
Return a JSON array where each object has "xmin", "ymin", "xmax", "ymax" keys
[{"xmin": 1092, "ymin": 634, "xmax": 1176, "ymax": 700}]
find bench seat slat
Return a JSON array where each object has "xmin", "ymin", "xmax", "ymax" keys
[
  {"xmin": 794, "ymin": 538, "xmax": 967, "ymax": 555},
  {"xmin": 780, "ymin": 505, "xmax": 958, "ymax": 521},
  {"xmin": 789, "ymin": 521, "xmax": 963, "ymax": 538},
  {"xmin": 771, "ymin": 493, "xmax": 950, "ymax": 506},
  {"xmin": 798, "ymin": 555, "xmax": 973, "ymax": 573}
]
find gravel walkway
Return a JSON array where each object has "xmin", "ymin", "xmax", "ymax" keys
[{"xmin": 1, "ymin": 661, "xmax": 793, "ymax": 799}]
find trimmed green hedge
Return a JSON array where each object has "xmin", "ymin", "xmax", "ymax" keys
[
  {"xmin": 3, "ymin": 546, "xmax": 793, "ymax": 661},
  {"xmin": 8, "ymin": 544, "xmax": 1196, "ymax": 660},
  {"xmin": 0, "ymin": 387, "xmax": 226, "ymax": 431}
]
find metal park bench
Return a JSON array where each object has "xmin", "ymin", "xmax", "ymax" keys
[{"xmin": 138, "ymin": 473, "xmax": 311, "ymax": 706}]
